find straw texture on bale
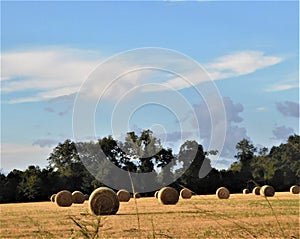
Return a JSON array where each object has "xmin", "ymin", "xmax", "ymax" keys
[
  {"xmin": 50, "ymin": 194, "xmax": 56, "ymax": 202},
  {"xmin": 243, "ymin": 189, "xmax": 249, "ymax": 194},
  {"xmin": 290, "ymin": 185, "xmax": 300, "ymax": 194},
  {"xmin": 89, "ymin": 187, "xmax": 119, "ymax": 215},
  {"xmin": 216, "ymin": 187, "xmax": 230, "ymax": 199},
  {"xmin": 55, "ymin": 190, "xmax": 73, "ymax": 207},
  {"xmin": 260, "ymin": 185, "xmax": 275, "ymax": 197},
  {"xmin": 134, "ymin": 193, "xmax": 141, "ymax": 199},
  {"xmin": 158, "ymin": 187, "xmax": 179, "ymax": 205},
  {"xmin": 180, "ymin": 188, "xmax": 192, "ymax": 199},
  {"xmin": 252, "ymin": 186, "xmax": 261, "ymax": 195},
  {"xmin": 154, "ymin": 191, "xmax": 159, "ymax": 198},
  {"xmin": 72, "ymin": 191, "xmax": 85, "ymax": 204},
  {"xmin": 117, "ymin": 189, "xmax": 131, "ymax": 202}
]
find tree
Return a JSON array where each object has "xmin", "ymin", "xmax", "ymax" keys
[
  {"xmin": 47, "ymin": 139, "xmax": 91, "ymax": 192},
  {"xmin": 175, "ymin": 140, "xmax": 214, "ymax": 193},
  {"xmin": 235, "ymin": 139, "xmax": 256, "ymax": 181},
  {"xmin": 17, "ymin": 166, "xmax": 43, "ymax": 201}
]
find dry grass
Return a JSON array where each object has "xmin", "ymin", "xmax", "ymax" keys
[{"xmin": 0, "ymin": 192, "xmax": 299, "ymax": 239}]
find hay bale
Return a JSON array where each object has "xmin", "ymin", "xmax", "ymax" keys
[
  {"xmin": 243, "ymin": 189, "xmax": 249, "ymax": 194},
  {"xmin": 72, "ymin": 191, "xmax": 85, "ymax": 204},
  {"xmin": 180, "ymin": 188, "xmax": 192, "ymax": 199},
  {"xmin": 252, "ymin": 186, "xmax": 261, "ymax": 195},
  {"xmin": 158, "ymin": 187, "xmax": 179, "ymax": 205},
  {"xmin": 84, "ymin": 194, "xmax": 89, "ymax": 200},
  {"xmin": 216, "ymin": 187, "xmax": 230, "ymax": 199},
  {"xmin": 290, "ymin": 185, "xmax": 300, "ymax": 194},
  {"xmin": 117, "ymin": 189, "xmax": 130, "ymax": 202},
  {"xmin": 154, "ymin": 191, "xmax": 159, "ymax": 198},
  {"xmin": 89, "ymin": 187, "xmax": 119, "ymax": 215},
  {"xmin": 260, "ymin": 185, "xmax": 275, "ymax": 197},
  {"xmin": 134, "ymin": 193, "xmax": 141, "ymax": 199},
  {"xmin": 55, "ymin": 190, "xmax": 73, "ymax": 207},
  {"xmin": 50, "ymin": 194, "xmax": 56, "ymax": 202}
]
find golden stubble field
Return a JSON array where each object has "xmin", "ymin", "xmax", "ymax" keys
[{"xmin": 0, "ymin": 192, "xmax": 299, "ymax": 239}]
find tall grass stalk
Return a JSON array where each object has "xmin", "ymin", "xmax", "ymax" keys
[
  {"xmin": 127, "ymin": 170, "xmax": 142, "ymax": 239},
  {"xmin": 263, "ymin": 196, "xmax": 286, "ymax": 238}
]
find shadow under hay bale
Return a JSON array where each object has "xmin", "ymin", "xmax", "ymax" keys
[
  {"xmin": 260, "ymin": 185, "xmax": 275, "ymax": 197},
  {"xmin": 50, "ymin": 194, "xmax": 56, "ymax": 202},
  {"xmin": 180, "ymin": 188, "xmax": 192, "ymax": 199},
  {"xmin": 72, "ymin": 191, "xmax": 85, "ymax": 204},
  {"xmin": 158, "ymin": 187, "xmax": 179, "ymax": 205},
  {"xmin": 89, "ymin": 187, "xmax": 119, "ymax": 215},
  {"xmin": 216, "ymin": 187, "xmax": 230, "ymax": 199},
  {"xmin": 290, "ymin": 185, "xmax": 300, "ymax": 194},
  {"xmin": 117, "ymin": 189, "xmax": 131, "ymax": 202},
  {"xmin": 55, "ymin": 190, "xmax": 73, "ymax": 207}
]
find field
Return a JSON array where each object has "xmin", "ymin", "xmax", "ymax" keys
[{"xmin": 0, "ymin": 192, "xmax": 299, "ymax": 239}]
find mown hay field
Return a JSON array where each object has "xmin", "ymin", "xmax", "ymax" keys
[{"xmin": 0, "ymin": 192, "xmax": 299, "ymax": 239}]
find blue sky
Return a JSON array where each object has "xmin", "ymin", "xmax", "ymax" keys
[{"xmin": 1, "ymin": 1, "xmax": 299, "ymax": 173}]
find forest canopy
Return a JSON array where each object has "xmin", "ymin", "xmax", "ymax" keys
[{"xmin": 0, "ymin": 131, "xmax": 299, "ymax": 203}]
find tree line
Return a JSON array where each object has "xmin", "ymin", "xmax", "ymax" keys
[{"xmin": 0, "ymin": 130, "xmax": 299, "ymax": 203}]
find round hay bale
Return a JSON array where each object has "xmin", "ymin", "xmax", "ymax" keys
[
  {"xmin": 50, "ymin": 194, "xmax": 56, "ymax": 202},
  {"xmin": 290, "ymin": 185, "xmax": 300, "ymax": 194},
  {"xmin": 180, "ymin": 188, "xmax": 192, "ymax": 199},
  {"xmin": 154, "ymin": 191, "xmax": 159, "ymax": 198},
  {"xmin": 252, "ymin": 186, "xmax": 261, "ymax": 195},
  {"xmin": 158, "ymin": 187, "xmax": 179, "ymax": 205},
  {"xmin": 117, "ymin": 189, "xmax": 130, "ymax": 202},
  {"xmin": 243, "ymin": 189, "xmax": 250, "ymax": 194},
  {"xmin": 72, "ymin": 191, "xmax": 85, "ymax": 204},
  {"xmin": 84, "ymin": 194, "xmax": 89, "ymax": 200},
  {"xmin": 216, "ymin": 187, "xmax": 230, "ymax": 199},
  {"xmin": 260, "ymin": 185, "xmax": 275, "ymax": 197},
  {"xmin": 134, "ymin": 193, "xmax": 141, "ymax": 199},
  {"xmin": 55, "ymin": 190, "xmax": 73, "ymax": 207},
  {"xmin": 89, "ymin": 187, "xmax": 119, "ymax": 215}
]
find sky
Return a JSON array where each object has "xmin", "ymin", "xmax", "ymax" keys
[{"xmin": 1, "ymin": 1, "xmax": 299, "ymax": 174}]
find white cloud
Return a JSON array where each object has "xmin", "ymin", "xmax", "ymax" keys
[
  {"xmin": 2, "ymin": 47, "xmax": 101, "ymax": 103},
  {"xmin": 265, "ymin": 83, "xmax": 299, "ymax": 92},
  {"xmin": 2, "ymin": 48, "xmax": 283, "ymax": 103},
  {"xmin": 144, "ymin": 50, "xmax": 283, "ymax": 92},
  {"xmin": 205, "ymin": 51, "xmax": 282, "ymax": 79},
  {"xmin": 256, "ymin": 107, "xmax": 268, "ymax": 111}
]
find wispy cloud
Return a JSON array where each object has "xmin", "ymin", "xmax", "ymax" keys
[
  {"xmin": 206, "ymin": 51, "xmax": 282, "ymax": 79},
  {"xmin": 2, "ymin": 47, "xmax": 101, "ymax": 103},
  {"xmin": 2, "ymin": 48, "xmax": 283, "ymax": 103},
  {"xmin": 144, "ymin": 50, "xmax": 283, "ymax": 92},
  {"xmin": 265, "ymin": 83, "xmax": 299, "ymax": 92}
]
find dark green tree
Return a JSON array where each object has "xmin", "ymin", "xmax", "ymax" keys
[{"xmin": 235, "ymin": 139, "xmax": 256, "ymax": 181}]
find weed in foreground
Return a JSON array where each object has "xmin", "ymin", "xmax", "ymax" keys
[{"xmin": 68, "ymin": 214, "xmax": 109, "ymax": 239}]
